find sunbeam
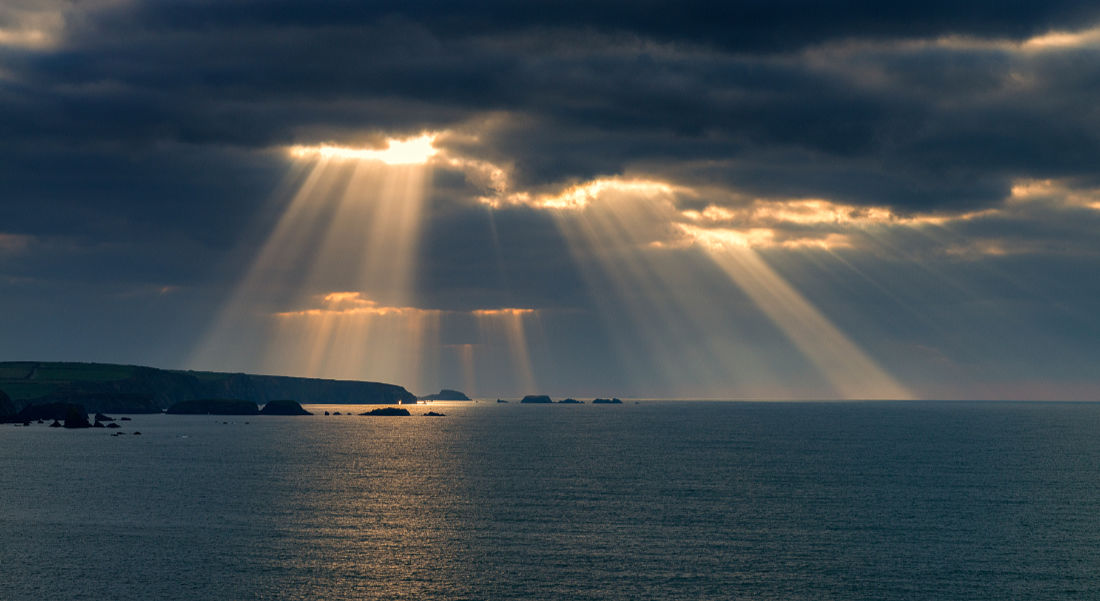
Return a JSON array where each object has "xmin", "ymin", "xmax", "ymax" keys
[
  {"xmin": 683, "ymin": 225, "xmax": 913, "ymax": 399},
  {"xmin": 474, "ymin": 308, "xmax": 538, "ymax": 395},
  {"xmin": 537, "ymin": 178, "xmax": 912, "ymax": 399},
  {"xmin": 189, "ymin": 135, "xmax": 439, "ymax": 389}
]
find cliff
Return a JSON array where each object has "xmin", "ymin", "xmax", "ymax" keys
[
  {"xmin": 167, "ymin": 399, "xmax": 260, "ymax": 415},
  {"xmin": 0, "ymin": 361, "xmax": 416, "ymax": 412}
]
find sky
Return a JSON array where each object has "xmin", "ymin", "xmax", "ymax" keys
[{"xmin": 2, "ymin": 1, "xmax": 1099, "ymax": 400}]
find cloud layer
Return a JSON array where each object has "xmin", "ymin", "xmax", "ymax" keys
[{"xmin": 2, "ymin": 1, "xmax": 1099, "ymax": 398}]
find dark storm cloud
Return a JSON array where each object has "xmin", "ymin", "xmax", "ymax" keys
[
  {"xmin": 2, "ymin": 0, "xmax": 1099, "ymax": 221},
  {"xmin": 2, "ymin": 0, "xmax": 1099, "ymax": 307},
  {"xmin": 6, "ymin": 6, "xmax": 1100, "ymax": 252},
  {"xmin": 77, "ymin": 1, "xmax": 1100, "ymax": 52}
]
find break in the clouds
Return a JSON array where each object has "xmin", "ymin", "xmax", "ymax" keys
[{"xmin": 2, "ymin": 1, "xmax": 1099, "ymax": 400}]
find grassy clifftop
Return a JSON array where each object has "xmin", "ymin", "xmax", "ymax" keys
[{"xmin": 0, "ymin": 361, "xmax": 416, "ymax": 412}]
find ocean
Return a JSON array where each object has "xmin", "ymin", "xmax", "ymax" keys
[{"xmin": 2, "ymin": 401, "xmax": 1099, "ymax": 600}]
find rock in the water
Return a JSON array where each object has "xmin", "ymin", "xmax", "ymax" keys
[
  {"xmin": 324, "ymin": 411, "xmax": 330, "ymax": 415},
  {"xmin": 360, "ymin": 407, "xmax": 411, "ymax": 416},
  {"xmin": 423, "ymin": 411, "xmax": 446, "ymax": 416},
  {"xmin": 520, "ymin": 395, "xmax": 553, "ymax": 404},
  {"xmin": 497, "ymin": 399, "xmax": 508, "ymax": 403},
  {"xmin": 94, "ymin": 412, "xmax": 115, "ymax": 422},
  {"xmin": 106, "ymin": 422, "xmax": 121, "ymax": 429},
  {"xmin": 592, "ymin": 398, "xmax": 624, "ymax": 404},
  {"xmin": 120, "ymin": 417, "xmax": 132, "ymax": 421},
  {"xmin": 166, "ymin": 399, "xmax": 260, "ymax": 415},
  {"xmin": 558, "ymin": 398, "xmax": 584, "ymax": 404},
  {"xmin": 133, "ymin": 431, "xmax": 141, "ymax": 435},
  {"xmin": 64, "ymin": 406, "xmax": 91, "ymax": 429},
  {"xmin": 93, "ymin": 420, "xmax": 106, "ymax": 428},
  {"xmin": 419, "ymin": 389, "xmax": 471, "ymax": 401},
  {"xmin": 259, "ymin": 400, "xmax": 312, "ymax": 416},
  {"xmin": 49, "ymin": 419, "xmax": 61, "ymax": 428}
]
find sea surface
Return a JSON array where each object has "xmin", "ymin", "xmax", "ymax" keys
[{"xmin": 3, "ymin": 401, "xmax": 1100, "ymax": 600}]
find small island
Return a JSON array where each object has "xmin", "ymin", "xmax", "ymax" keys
[
  {"xmin": 592, "ymin": 398, "xmax": 624, "ymax": 404},
  {"xmin": 559, "ymin": 398, "xmax": 584, "ymax": 404},
  {"xmin": 259, "ymin": 400, "xmax": 312, "ymax": 415},
  {"xmin": 360, "ymin": 407, "xmax": 411, "ymax": 416},
  {"xmin": 520, "ymin": 395, "xmax": 553, "ymax": 404},
  {"xmin": 166, "ymin": 399, "xmax": 260, "ymax": 415},
  {"xmin": 419, "ymin": 389, "xmax": 471, "ymax": 401}
]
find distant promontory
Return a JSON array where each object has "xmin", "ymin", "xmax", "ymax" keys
[
  {"xmin": 260, "ymin": 400, "xmax": 313, "ymax": 415},
  {"xmin": 419, "ymin": 388, "xmax": 471, "ymax": 401},
  {"xmin": 0, "ymin": 361, "xmax": 416, "ymax": 414}
]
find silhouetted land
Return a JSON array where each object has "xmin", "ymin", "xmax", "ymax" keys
[
  {"xmin": 0, "ymin": 361, "xmax": 416, "ymax": 413},
  {"xmin": 418, "ymin": 388, "xmax": 471, "ymax": 401},
  {"xmin": 0, "ymin": 389, "xmax": 15, "ymax": 419},
  {"xmin": 520, "ymin": 395, "xmax": 553, "ymax": 404},
  {"xmin": 259, "ymin": 400, "xmax": 312, "ymax": 416},
  {"xmin": 360, "ymin": 407, "xmax": 411, "ymax": 416},
  {"xmin": 592, "ymin": 398, "xmax": 624, "ymax": 404},
  {"xmin": 166, "ymin": 399, "xmax": 260, "ymax": 415},
  {"xmin": 1, "ymin": 401, "xmax": 88, "ymax": 424}
]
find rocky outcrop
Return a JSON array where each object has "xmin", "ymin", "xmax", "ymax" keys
[
  {"xmin": 64, "ymin": 405, "xmax": 91, "ymax": 428},
  {"xmin": 558, "ymin": 398, "xmax": 584, "ymax": 404},
  {"xmin": 360, "ymin": 407, "xmax": 411, "ymax": 416},
  {"xmin": 520, "ymin": 395, "xmax": 553, "ymax": 404},
  {"xmin": 423, "ymin": 411, "xmax": 446, "ymax": 416},
  {"xmin": 166, "ymin": 399, "xmax": 260, "ymax": 415},
  {"xmin": 419, "ymin": 389, "xmax": 471, "ymax": 401},
  {"xmin": 0, "ymin": 389, "xmax": 15, "ymax": 419},
  {"xmin": 259, "ymin": 400, "xmax": 312, "ymax": 416},
  {"xmin": 592, "ymin": 398, "xmax": 624, "ymax": 404}
]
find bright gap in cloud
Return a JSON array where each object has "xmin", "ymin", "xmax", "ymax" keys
[{"xmin": 288, "ymin": 133, "xmax": 439, "ymax": 165}]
